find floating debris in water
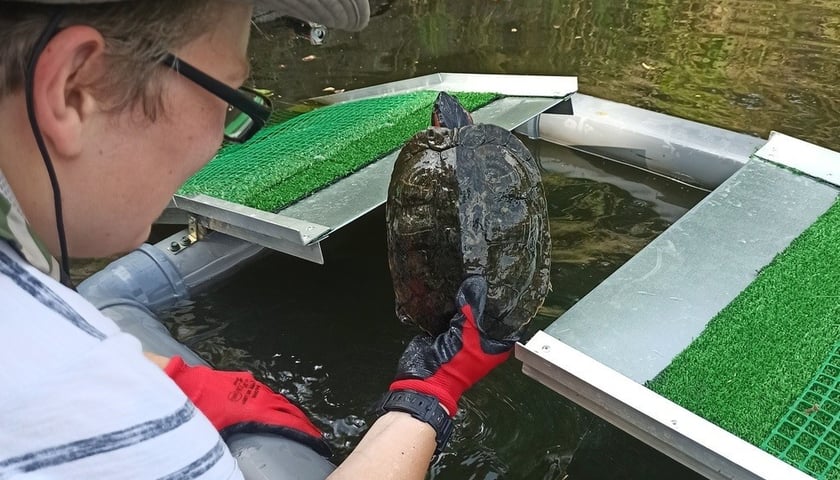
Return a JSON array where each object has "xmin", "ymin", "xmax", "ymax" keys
[{"xmin": 302, "ymin": 54, "xmax": 317, "ymax": 62}]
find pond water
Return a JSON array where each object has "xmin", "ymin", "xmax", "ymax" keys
[
  {"xmin": 249, "ymin": 0, "xmax": 840, "ymax": 152},
  {"xmin": 161, "ymin": 140, "xmax": 706, "ymax": 479},
  {"xmin": 154, "ymin": 0, "xmax": 840, "ymax": 478}
]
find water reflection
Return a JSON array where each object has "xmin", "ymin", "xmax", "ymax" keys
[
  {"xmin": 249, "ymin": 0, "xmax": 840, "ymax": 151},
  {"xmin": 525, "ymin": 140, "xmax": 705, "ymax": 327},
  {"xmin": 162, "ymin": 0, "xmax": 840, "ymax": 476},
  {"xmin": 162, "ymin": 142, "xmax": 706, "ymax": 479}
]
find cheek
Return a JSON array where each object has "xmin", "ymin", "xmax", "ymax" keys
[
  {"xmin": 171, "ymin": 103, "xmax": 226, "ymax": 178},
  {"xmin": 191, "ymin": 100, "xmax": 227, "ymax": 164},
  {"xmin": 197, "ymin": 91, "xmax": 228, "ymax": 140}
]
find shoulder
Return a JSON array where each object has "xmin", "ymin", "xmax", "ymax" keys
[
  {"xmin": 0, "ymin": 241, "xmax": 121, "ymax": 338},
  {"xmin": 0, "ymin": 334, "xmax": 242, "ymax": 478},
  {"xmin": 0, "ymin": 241, "xmax": 122, "ymax": 372},
  {"xmin": 0, "ymin": 243, "xmax": 242, "ymax": 479}
]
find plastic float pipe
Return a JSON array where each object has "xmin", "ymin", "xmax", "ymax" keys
[{"xmin": 78, "ymin": 231, "xmax": 336, "ymax": 480}]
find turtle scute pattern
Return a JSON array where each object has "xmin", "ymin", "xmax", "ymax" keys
[{"xmin": 387, "ymin": 123, "xmax": 551, "ymax": 341}]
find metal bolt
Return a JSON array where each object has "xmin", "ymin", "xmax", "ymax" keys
[{"xmin": 169, "ymin": 242, "xmax": 181, "ymax": 252}]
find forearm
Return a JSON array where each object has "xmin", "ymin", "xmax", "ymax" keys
[
  {"xmin": 149, "ymin": 353, "xmax": 439, "ymax": 478},
  {"xmin": 328, "ymin": 412, "xmax": 437, "ymax": 480},
  {"xmin": 144, "ymin": 351, "xmax": 169, "ymax": 368}
]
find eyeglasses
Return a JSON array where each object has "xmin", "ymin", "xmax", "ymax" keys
[{"xmin": 162, "ymin": 53, "xmax": 272, "ymax": 143}]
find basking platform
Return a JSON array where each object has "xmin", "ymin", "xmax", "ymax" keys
[
  {"xmin": 159, "ymin": 74, "xmax": 577, "ymax": 263},
  {"xmin": 518, "ymin": 130, "xmax": 840, "ymax": 480},
  {"xmin": 150, "ymin": 72, "xmax": 840, "ymax": 478}
]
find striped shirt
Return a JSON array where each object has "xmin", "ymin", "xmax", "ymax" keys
[{"xmin": 0, "ymin": 174, "xmax": 242, "ymax": 479}]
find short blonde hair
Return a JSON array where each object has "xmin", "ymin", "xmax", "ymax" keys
[{"xmin": 0, "ymin": 0, "xmax": 224, "ymax": 117}]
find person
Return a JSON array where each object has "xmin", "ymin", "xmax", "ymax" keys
[{"xmin": 0, "ymin": 1, "xmax": 520, "ymax": 479}]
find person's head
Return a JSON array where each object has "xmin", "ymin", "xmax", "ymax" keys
[{"xmin": 0, "ymin": 0, "xmax": 368, "ymax": 264}]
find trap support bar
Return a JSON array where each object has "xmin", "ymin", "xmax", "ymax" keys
[
  {"xmin": 536, "ymin": 93, "xmax": 767, "ymax": 191},
  {"xmin": 517, "ymin": 133, "xmax": 840, "ymax": 479},
  {"xmin": 160, "ymin": 74, "xmax": 578, "ymax": 263}
]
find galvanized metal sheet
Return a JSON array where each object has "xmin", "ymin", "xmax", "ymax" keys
[
  {"xmin": 280, "ymin": 96, "xmax": 565, "ymax": 232},
  {"xmin": 517, "ymin": 332, "xmax": 815, "ymax": 480},
  {"xmin": 541, "ymin": 159, "xmax": 838, "ymax": 384},
  {"xmin": 538, "ymin": 94, "xmax": 767, "ymax": 190},
  {"xmin": 755, "ymin": 131, "xmax": 840, "ymax": 187},
  {"xmin": 310, "ymin": 73, "xmax": 578, "ymax": 104},
  {"xmin": 168, "ymin": 194, "xmax": 327, "ymax": 263},
  {"xmin": 164, "ymin": 74, "xmax": 577, "ymax": 260}
]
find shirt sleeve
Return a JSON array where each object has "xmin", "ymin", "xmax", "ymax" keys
[{"xmin": 0, "ymin": 245, "xmax": 243, "ymax": 480}]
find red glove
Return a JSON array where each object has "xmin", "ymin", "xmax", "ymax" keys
[
  {"xmin": 389, "ymin": 276, "xmax": 518, "ymax": 416},
  {"xmin": 164, "ymin": 356, "xmax": 330, "ymax": 456}
]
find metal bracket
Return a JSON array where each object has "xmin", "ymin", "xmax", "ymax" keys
[
  {"xmin": 167, "ymin": 195, "xmax": 329, "ymax": 264},
  {"xmin": 514, "ymin": 115, "xmax": 541, "ymax": 139},
  {"xmin": 187, "ymin": 216, "xmax": 207, "ymax": 244},
  {"xmin": 160, "ymin": 74, "xmax": 580, "ymax": 264}
]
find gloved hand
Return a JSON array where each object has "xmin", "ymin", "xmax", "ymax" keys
[
  {"xmin": 164, "ymin": 356, "xmax": 331, "ymax": 456},
  {"xmin": 388, "ymin": 275, "xmax": 518, "ymax": 416}
]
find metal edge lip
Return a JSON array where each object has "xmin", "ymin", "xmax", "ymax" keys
[
  {"xmin": 170, "ymin": 194, "xmax": 331, "ymax": 246},
  {"xmin": 309, "ymin": 73, "xmax": 579, "ymax": 105},
  {"xmin": 162, "ymin": 96, "xmax": 567, "ymax": 253},
  {"xmin": 515, "ymin": 331, "xmax": 815, "ymax": 480},
  {"xmin": 161, "ymin": 75, "xmax": 579, "ymax": 259},
  {"xmin": 754, "ymin": 131, "xmax": 840, "ymax": 188}
]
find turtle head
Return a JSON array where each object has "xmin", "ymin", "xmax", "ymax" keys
[{"xmin": 431, "ymin": 91, "xmax": 473, "ymax": 128}]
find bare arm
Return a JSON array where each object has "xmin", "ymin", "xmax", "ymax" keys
[
  {"xmin": 145, "ymin": 351, "xmax": 169, "ymax": 368},
  {"xmin": 327, "ymin": 412, "xmax": 436, "ymax": 480},
  {"xmin": 147, "ymin": 275, "xmax": 510, "ymax": 480},
  {"xmin": 148, "ymin": 352, "xmax": 437, "ymax": 478}
]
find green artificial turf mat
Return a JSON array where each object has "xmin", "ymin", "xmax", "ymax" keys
[
  {"xmin": 647, "ymin": 198, "xmax": 840, "ymax": 446},
  {"xmin": 177, "ymin": 91, "xmax": 499, "ymax": 213},
  {"xmin": 761, "ymin": 342, "xmax": 840, "ymax": 479}
]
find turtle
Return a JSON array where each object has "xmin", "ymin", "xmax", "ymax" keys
[{"xmin": 385, "ymin": 91, "xmax": 551, "ymax": 341}]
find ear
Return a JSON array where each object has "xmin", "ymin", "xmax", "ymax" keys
[{"xmin": 31, "ymin": 25, "xmax": 106, "ymax": 159}]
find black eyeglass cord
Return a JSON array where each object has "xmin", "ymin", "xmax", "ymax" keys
[{"xmin": 24, "ymin": 7, "xmax": 74, "ymax": 288}]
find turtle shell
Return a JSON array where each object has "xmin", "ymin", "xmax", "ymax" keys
[{"xmin": 386, "ymin": 123, "xmax": 551, "ymax": 340}]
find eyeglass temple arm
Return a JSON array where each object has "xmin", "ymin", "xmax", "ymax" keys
[{"xmin": 161, "ymin": 54, "xmax": 271, "ymax": 125}]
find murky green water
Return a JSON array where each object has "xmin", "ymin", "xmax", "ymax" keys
[
  {"xmin": 250, "ymin": 0, "xmax": 840, "ymax": 152},
  {"xmin": 159, "ymin": 1, "xmax": 840, "ymax": 478}
]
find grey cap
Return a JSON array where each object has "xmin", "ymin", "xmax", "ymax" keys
[{"xmin": 2, "ymin": 0, "xmax": 371, "ymax": 31}]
